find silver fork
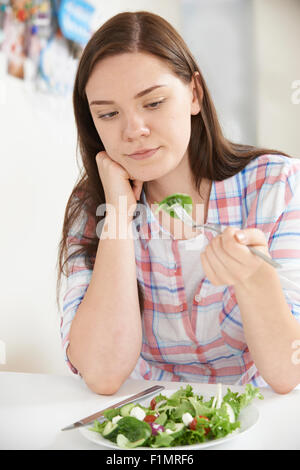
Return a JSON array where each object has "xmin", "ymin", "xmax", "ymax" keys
[{"xmin": 172, "ymin": 204, "xmax": 281, "ymax": 269}]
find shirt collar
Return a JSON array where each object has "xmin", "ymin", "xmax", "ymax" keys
[{"xmin": 132, "ymin": 188, "xmax": 174, "ymax": 249}]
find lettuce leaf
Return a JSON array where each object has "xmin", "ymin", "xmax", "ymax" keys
[
  {"xmin": 154, "ymin": 193, "xmax": 193, "ymax": 220},
  {"xmin": 222, "ymin": 384, "xmax": 264, "ymax": 419}
]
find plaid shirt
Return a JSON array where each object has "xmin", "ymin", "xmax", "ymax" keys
[{"xmin": 61, "ymin": 154, "xmax": 300, "ymax": 386}]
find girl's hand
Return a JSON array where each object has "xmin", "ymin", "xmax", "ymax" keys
[
  {"xmin": 96, "ymin": 151, "xmax": 143, "ymax": 215},
  {"xmin": 200, "ymin": 227, "xmax": 271, "ymax": 287}
]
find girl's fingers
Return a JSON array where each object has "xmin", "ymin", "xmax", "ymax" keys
[
  {"xmin": 234, "ymin": 228, "xmax": 268, "ymax": 246},
  {"xmin": 203, "ymin": 236, "xmax": 244, "ymax": 285},
  {"xmin": 220, "ymin": 227, "xmax": 266, "ymax": 267},
  {"xmin": 201, "ymin": 227, "xmax": 269, "ymax": 286},
  {"xmin": 200, "ymin": 251, "xmax": 222, "ymax": 286}
]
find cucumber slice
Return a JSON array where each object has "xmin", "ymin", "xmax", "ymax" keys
[
  {"xmin": 119, "ymin": 403, "xmax": 137, "ymax": 417},
  {"xmin": 102, "ymin": 420, "xmax": 119, "ymax": 440},
  {"xmin": 116, "ymin": 433, "xmax": 148, "ymax": 449},
  {"xmin": 224, "ymin": 402, "xmax": 235, "ymax": 423},
  {"xmin": 165, "ymin": 422, "xmax": 185, "ymax": 438},
  {"xmin": 171, "ymin": 423, "xmax": 185, "ymax": 438}
]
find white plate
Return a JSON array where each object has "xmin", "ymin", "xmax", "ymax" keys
[{"xmin": 79, "ymin": 388, "xmax": 259, "ymax": 450}]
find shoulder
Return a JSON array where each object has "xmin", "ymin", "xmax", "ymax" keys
[
  {"xmin": 241, "ymin": 153, "xmax": 300, "ymax": 177},
  {"xmin": 236, "ymin": 154, "xmax": 300, "ymax": 223},
  {"xmin": 239, "ymin": 153, "xmax": 300, "ymax": 199}
]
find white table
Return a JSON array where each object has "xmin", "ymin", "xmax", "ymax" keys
[{"xmin": 0, "ymin": 372, "xmax": 300, "ymax": 450}]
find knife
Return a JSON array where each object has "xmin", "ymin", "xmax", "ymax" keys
[{"xmin": 61, "ymin": 384, "xmax": 165, "ymax": 431}]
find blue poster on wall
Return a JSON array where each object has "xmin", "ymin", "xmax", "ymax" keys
[{"xmin": 58, "ymin": 0, "xmax": 95, "ymax": 46}]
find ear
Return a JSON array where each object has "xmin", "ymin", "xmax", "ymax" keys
[{"xmin": 190, "ymin": 71, "xmax": 203, "ymax": 116}]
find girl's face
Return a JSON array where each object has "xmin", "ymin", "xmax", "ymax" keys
[{"xmin": 85, "ymin": 52, "xmax": 201, "ymax": 182}]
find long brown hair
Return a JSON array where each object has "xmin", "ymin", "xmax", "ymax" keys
[{"xmin": 56, "ymin": 10, "xmax": 289, "ymax": 313}]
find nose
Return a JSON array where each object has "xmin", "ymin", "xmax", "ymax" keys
[{"xmin": 122, "ymin": 112, "xmax": 150, "ymax": 141}]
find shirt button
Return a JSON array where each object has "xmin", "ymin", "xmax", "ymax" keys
[{"xmin": 195, "ymin": 294, "xmax": 201, "ymax": 302}]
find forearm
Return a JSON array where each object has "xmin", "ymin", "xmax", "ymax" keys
[
  {"xmin": 234, "ymin": 263, "xmax": 300, "ymax": 393},
  {"xmin": 68, "ymin": 213, "xmax": 142, "ymax": 394}
]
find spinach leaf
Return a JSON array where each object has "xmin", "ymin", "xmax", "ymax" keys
[{"xmin": 117, "ymin": 416, "xmax": 151, "ymax": 443}]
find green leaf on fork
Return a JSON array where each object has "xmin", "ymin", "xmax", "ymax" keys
[{"xmin": 154, "ymin": 193, "xmax": 193, "ymax": 220}]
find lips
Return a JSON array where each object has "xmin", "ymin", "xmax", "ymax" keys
[{"xmin": 126, "ymin": 147, "xmax": 160, "ymax": 160}]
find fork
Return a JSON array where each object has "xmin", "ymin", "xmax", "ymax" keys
[{"xmin": 172, "ymin": 204, "xmax": 281, "ymax": 269}]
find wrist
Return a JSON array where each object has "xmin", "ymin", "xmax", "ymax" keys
[
  {"xmin": 234, "ymin": 261, "xmax": 277, "ymax": 294},
  {"xmin": 104, "ymin": 211, "xmax": 134, "ymax": 227},
  {"xmin": 105, "ymin": 205, "xmax": 134, "ymax": 221},
  {"xmin": 100, "ymin": 210, "xmax": 134, "ymax": 241},
  {"xmin": 105, "ymin": 194, "xmax": 137, "ymax": 214}
]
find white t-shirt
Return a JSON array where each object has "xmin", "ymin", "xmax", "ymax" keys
[{"xmin": 177, "ymin": 234, "xmax": 208, "ymax": 316}]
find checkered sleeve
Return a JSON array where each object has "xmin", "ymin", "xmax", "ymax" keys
[
  {"xmin": 268, "ymin": 161, "xmax": 300, "ymax": 321},
  {"xmin": 242, "ymin": 156, "xmax": 300, "ymax": 319},
  {"xmin": 60, "ymin": 202, "xmax": 96, "ymax": 375}
]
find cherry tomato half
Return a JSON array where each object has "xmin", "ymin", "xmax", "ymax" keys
[
  {"xmin": 150, "ymin": 398, "xmax": 156, "ymax": 410},
  {"xmin": 189, "ymin": 415, "xmax": 210, "ymax": 434},
  {"xmin": 144, "ymin": 414, "xmax": 157, "ymax": 423},
  {"xmin": 189, "ymin": 417, "xmax": 198, "ymax": 431}
]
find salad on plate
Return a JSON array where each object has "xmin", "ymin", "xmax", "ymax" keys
[{"xmin": 90, "ymin": 383, "xmax": 263, "ymax": 449}]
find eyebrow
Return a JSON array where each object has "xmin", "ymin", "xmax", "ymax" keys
[{"xmin": 89, "ymin": 85, "xmax": 167, "ymax": 106}]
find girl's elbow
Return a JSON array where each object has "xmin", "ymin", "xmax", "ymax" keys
[
  {"xmin": 85, "ymin": 375, "xmax": 123, "ymax": 395},
  {"xmin": 269, "ymin": 379, "xmax": 298, "ymax": 395}
]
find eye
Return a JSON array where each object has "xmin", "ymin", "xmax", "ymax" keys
[
  {"xmin": 97, "ymin": 111, "xmax": 118, "ymax": 120},
  {"xmin": 145, "ymin": 99, "xmax": 166, "ymax": 109}
]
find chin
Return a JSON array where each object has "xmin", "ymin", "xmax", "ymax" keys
[
  {"xmin": 132, "ymin": 169, "xmax": 168, "ymax": 183},
  {"xmin": 130, "ymin": 160, "xmax": 179, "ymax": 183}
]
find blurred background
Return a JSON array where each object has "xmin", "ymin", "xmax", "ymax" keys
[{"xmin": 0, "ymin": 0, "xmax": 299, "ymax": 375}]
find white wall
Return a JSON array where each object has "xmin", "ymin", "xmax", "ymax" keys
[
  {"xmin": 181, "ymin": 0, "xmax": 300, "ymax": 157},
  {"xmin": 0, "ymin": 76, "xmax": 78, "ymax": 374},
  {"xmin": 253, "ymin": 0, "xmax": 300, "ymax": 157},
  {"xmin": 90, "ymin": 0, "xmax": 181, "ymax": 29},
  {"xmin": 181, "ymin": 0, "xmax": 256, "ymax": 145},
  {"xmin": 0, "ymin": 0, "xmax": 181, "ymax": 375}
]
